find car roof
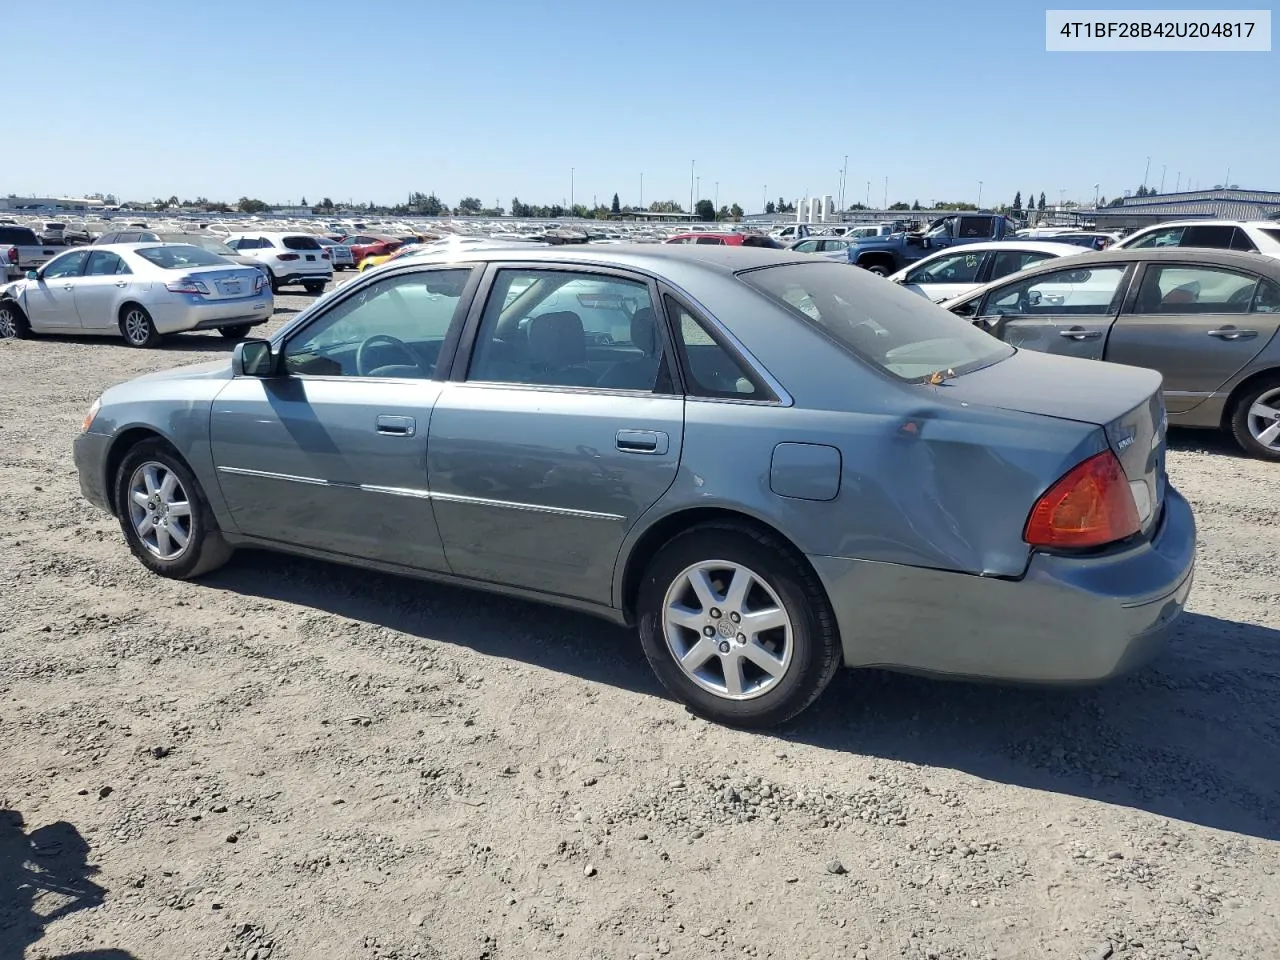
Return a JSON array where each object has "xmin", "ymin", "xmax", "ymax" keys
[
  {"xmin": 394, "ymin": 242, "xmax": 815, "ymax": 274},
  {"xmin": 914, "ymin": 240, "xmax": 1087, "ymax": 255},
  {"xmin": 1128, "ymin": 219, "xmax": 1278, "ymax": 230}
]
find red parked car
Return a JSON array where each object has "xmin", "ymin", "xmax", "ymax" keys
[
  {"xmin": 663, "ymin": 231, "xmax": 784, "ymax": 248},
  {"xmin": 340, "ymin": 234, "xmax": 405, "ymax": 264}
]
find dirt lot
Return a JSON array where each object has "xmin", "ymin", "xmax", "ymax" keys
[{"xmin": 1, "ymin": 276, "xmax": 1277, "ymax": 960}]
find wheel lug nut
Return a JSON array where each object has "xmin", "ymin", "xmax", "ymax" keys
[
  {"xmin": 729, "ymin": 611, "xmax": 741, "ymax": 623},
  {"xmin": 702, "ymin": 626, "xmax": 716, "ymax": 637},
  {"xmin": 737, "ymin": 633, "xmax": 746, "ymax": 643},
  {"xmin": 717, "ymin": 640, "xmax": 731, "ymax": 654},
  {"xmin": 709, "ymin": 608, "xmax": 721, "ymax": 619}
]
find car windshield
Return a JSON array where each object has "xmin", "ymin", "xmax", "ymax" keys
[
  {"xmin": 738, "ymin": 261, "xmax": 1014, "ymax": 381},
  {"xmin": 134, "ymin": 244, "xmax": 230, "ymax": 269}
]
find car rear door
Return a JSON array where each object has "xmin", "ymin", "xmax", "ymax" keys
[
  {"xmin": 1104, "ymin": 262, "xmax": 1280, "ymax": 414},
  {"xmin": 426, "ymin": 264, "xmax": 684, "ymax": 604},
  {"xmin": 976, "ymin": 262, "xmax": 1134, "ymax": 360},
  {"xmin": 901, "ymin": 249, "xmax": 990, "ymax": 301},
  {"xmin": 75, "ymin": 250, "xmax": 134, "ymax": 331}
]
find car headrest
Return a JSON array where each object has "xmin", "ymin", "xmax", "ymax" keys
[
  {"xmin": 527, "ymin": 311, "xmax": 586, "ymax": 366},
  {"xmin": 630, "ymin": 307, "xmax": 657, "ymax": 356}
]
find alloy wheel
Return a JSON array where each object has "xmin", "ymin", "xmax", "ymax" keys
[
  {"xmin": 127, "ymin": 461, "xmax": 193, "ymax": 561},
  {"xmin": 123, "ymin": 308, "xmax": 151, "ymax": 345},
  {"xmin": 1246, "ymin": 387, "xmax": 1280, "ymax": 452},
  {"xmin": 0, "ymin": 304, "xmax": 15, "ymax": 339},
  {"xmin": 661, "ymin": 560, "xmax": 794, "ymax": 700}
]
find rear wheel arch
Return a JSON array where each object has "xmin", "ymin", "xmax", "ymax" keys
[
  {"xmin": 1221, "ymin": 366, "xmax": 1280, "ymax": 429},
  {"xmin": 618, "ymin": 507, "xmax": 823, "ymax": 623},
  {"xmin": 856, "ymin": 252, "xmax": 896, "ymax": 274}
]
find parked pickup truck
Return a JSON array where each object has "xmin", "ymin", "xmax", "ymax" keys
[
  {"xmin": 1, "ymin": 225, "xmax": 60, "ymax": 280},
  {"xmin": 846, "ymin": 213, "xmax": 1018, "ymax": 276}
]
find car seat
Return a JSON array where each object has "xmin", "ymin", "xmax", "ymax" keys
[
  {"xmin": 526, "ymin": 311, "xmax": 595, "ymax": 387},
  {"xmin": 597, "ymin": 307, "xmax": 660, "ymax": 390}
]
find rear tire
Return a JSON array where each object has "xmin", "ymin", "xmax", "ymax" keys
[
  {"xmin": 0, "ymin": 299, "xmax": 31, "ymax": 339},
  {"xmin": 636, "ymin": 522, "xmax": 842, "ymax": 728},
  {"xmin": 219, "ymin": 324, "xmax": 252, "ymax": 340},
  {"xmin": 268, "ymin": 272, "xmax": 281, "ymax": 295},
  {"xmin": 861, "ymin": 262, "xmax": 891, "ymax": 277},
  {"xmin": 1229, "ymin": 375, "xmax": 1280, "ymax": 461},
  {"xmin": 304, "ymin": 280, "xmax": 326, "ymax": 295},
  {"xmin": 114, "ymin": 439, "xmax": 233, "ymax": 579},
  {"xmin": 120, "ymin": 304, "xmax": 161, "ymax": 348}
]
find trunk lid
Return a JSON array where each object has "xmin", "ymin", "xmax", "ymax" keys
[
  {"xmin": 185, "ymin": 266, "xmax": 264, "ymax": 300},
  {"xmin": 940, "ymin": 349, "xmax": 1167, "ymax": 533}
]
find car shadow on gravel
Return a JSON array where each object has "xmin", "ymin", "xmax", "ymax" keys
[
  {"xmin": 205, "ymin": 549, "xmax": 660, "ymax": 692},
  {"xmin": 0, "ymin": 809, "xmax": 138, "ymax": 960},
  {"xmin": 25, "ymin": 332, "xmax": 238, "ymax": 353},
  {"xmin": 205, "ymin": 553, "xmax": 1279, "ymax": 841},
  {"xmin": 1165, "ymin": 427, "xmax": 1249, "ymax": 458},
  {"xmin": 782, "ymin": 613, "xmax": 1280, "ymax": 841}
]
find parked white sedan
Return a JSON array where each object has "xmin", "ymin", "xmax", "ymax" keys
[
  {"xmin": 0, "ymin": 243, "xmax": 272, "ymax": 347},
  {"xmin": 888, "ymin": 240, "xmax": 1086, "ymax": 302}
]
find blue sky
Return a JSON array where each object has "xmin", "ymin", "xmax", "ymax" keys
[{"xmin": 7, "ymin": 0, "xmax": 1276, "ymax": 211}]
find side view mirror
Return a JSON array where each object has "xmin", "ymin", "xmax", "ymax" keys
[
  {"xmin": 951, "ymin": 300, "xmax": 977, "ymax": 317},
  {"xmin": 232, "ymin": 338, "xmax": 276, "ymax": 377},
  {"xmin": 25, "ymin": 270, "xmax": 38, "ymax": 280}
]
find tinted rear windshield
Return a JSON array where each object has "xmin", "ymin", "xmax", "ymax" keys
[
  {"xmin": 1260, "ymin": 227, "xmax": 1280, "ymax": 245},
  {"xmin": 0, "ymin": 227, "xmax": 40, "ymax": 244},
  {"xmin": 282, "ymin": 235, "xmax": 322, "ymax": 251},
  {"xmin": 738, "ymin": 261, "xmax": 1014, "ymax": 381},
  {"xmin": 135, "ymin": 244, "xmax": 231, "ymax": 269},
  {"xmin": 741, "ymin": 235, "xmax": 784, "ymax": 249}
]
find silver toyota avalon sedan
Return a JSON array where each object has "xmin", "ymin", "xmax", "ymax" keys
[{"xmin": 73, "ymin": 244, "xmax": 1196, "ymax": 727}]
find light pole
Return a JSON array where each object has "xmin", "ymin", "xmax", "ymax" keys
[
  {"xmin": 840, "ymin": 154, "xmax": 848, "ymax": 212},
  {"xmin": 1175, "ymin": 171, "xmax": 1181, "ymax": 192},
  {"xmin": 570, "ymin": 168, "xmax": 574, "ymax": 210},
  {"xmin": 1160, "ymin": 164, "xmax": 1166, "ymax": 192},
  {"xmin": 1094, "ymin": 183, "xmax": 1100, "ymax": 208},
  {"xmin": 866, "ymin": 180, "xmax": 870, "ymax": 207},
  {"xmin": 1143, "ymin": 156, "xmax": 1150, "ymax": 191},
  {"xmin": 977, "ymin": 180, "xmax": 983, "ymax": 208},
  {"xmin": 714, "ymin": 181, "xmax": 719, "ymax": 216},
  {"xmin": 763, "ymin": 184, "xmax": 767, "ymax": 213},
  {"xmin": 695, "ymin": 177, "xmax": 701, "ymax": 216},
  {"xmin": 883, "ymin": 176, "xmax": 888, "ymax": 210},
  {"xmin": 689, "ymin": 160, "xmax": 695, "ymax": 217}
]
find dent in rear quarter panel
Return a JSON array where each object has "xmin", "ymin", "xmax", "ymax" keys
[
  {"xmin": 615, "ymin": 393, "xmax": 1106, "ymax": 609},
  {"xmin": 89, "ymin": 380, "xmax": 232, "ymax": 529}
]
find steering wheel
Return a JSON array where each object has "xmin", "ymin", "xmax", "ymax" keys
[{"xmin": 356, "ymin": 334, "xmax": 419, "ymax": 376}]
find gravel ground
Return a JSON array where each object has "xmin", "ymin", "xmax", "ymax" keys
[{"xmin": 1, "ymin": 275, "xmax": 1277, "ymax": 960}]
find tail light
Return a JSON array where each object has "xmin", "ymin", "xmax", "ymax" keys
[
  {"xmin": 5, "ymin": 247, "xmax": 16, "ymax": 264},
  {"xmin": 165, "ymin": 277, "xmax": 210, "ymax": 295},
  {"xmin": 254, "ymin": 272, "xmax": 267, "ymax": 293},
  {"xmin": 1023, "ymin": 451, "xmax": 1140, "ymax": 549},
  {"xmin": 278, "ymin": 253, "xmax": 300, "ymax": 262},
  {"xmin": 321, "ymin": 251, "xmax": 331, "ymax": 260}
]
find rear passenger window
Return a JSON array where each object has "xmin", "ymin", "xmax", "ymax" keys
[
  {"xmin": 1133, "ymin": 265, "xmax": 1257, "ymax": 315},
  {"xmin": 665, "ymin": 295, "xmax": 772, "ymax": 401},
  {"xmin": 283, "ymin": 235, "xmax": 321, "ymax": 251},
  {"xmin": 695, "ymin": 236, "xmax": 723, "ymax": 245},
  {"xmin": 1230, "ymin": 228, "xmax": 1258, "ymax": 252},
  {"xmin": 468, "ymin": 269, "xmax": 670, "ymax": 392},
  {"xmin": 257, "ymin": 237, "xmax": 275, "ymax": 248},
  {"xmin": 1252, "ymin": 279, "xmax": 1280, "ymax": 313},
  {"xmin": 1181, "ymin": 225, "xmax": 1237, "ymax": 249}
]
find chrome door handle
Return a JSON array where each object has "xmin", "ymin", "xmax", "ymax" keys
[
  {"xmin": 62, "ymin": 284, "xmax": 74, "ymax": 290},
  {"xmin": 114, "ymin": 280, "xmax": 128, "ymax": 287},
  {"xmin": 616, "ymin": 429, "xmax": 669, "ymax": 455},
  {"xmin": 375, "ymin": 414, "xmax": 416, "ymax": 437},
  {"xmin": 1207, "ymin": 327, "xmax": 1256, "ymax": 340},
  {"xmin": 1058, "ymin": 327, "xmax": 1101, "ymax": 340}
]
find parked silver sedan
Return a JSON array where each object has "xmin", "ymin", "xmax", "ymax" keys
[
  {"xmin": 0, "ymin": 243, "xmax": 272, "ymax": 346},
  {"xmin": 73, "ymin": 245, "xmax": 1195, "ymax": 726}
]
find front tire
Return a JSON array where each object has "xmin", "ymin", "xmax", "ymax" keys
[
  {"xmin": 114, "ymin": 440, "xmax": 233, "ymax": 579},
  {"xmin": 1229, "ymin": 376, "xmax": 1280, "ymax": 460},
  {"xmin": 304, "ymin": 280, "xmax": 326, "ymax": 295},
  {"xmin": 636, "ymin": 522, "xmax": 841, "ymax": 728},
  {"xmin": 219, "ymin": 324, "xmax": 253, "ymax": 340},
  {"xmin": 861, "ymin": 262, "xmax": 891, "ymax": 277},
  {"xmin": 0, "ymin": 299, "xmax": 31, "ymax": 339},
  {"xmin": 120, "ymin": 304, "xmax": 161, "ymax": 348}
]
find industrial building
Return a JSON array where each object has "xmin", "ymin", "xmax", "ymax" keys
[{"xmin": 1090, "ymin": 188, "xmax": 1280, "ymax": 229}]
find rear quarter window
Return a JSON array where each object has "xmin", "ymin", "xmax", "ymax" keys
[{"xmin": 283, "ymin": 235, "xmax": 322, "ymax": 251}]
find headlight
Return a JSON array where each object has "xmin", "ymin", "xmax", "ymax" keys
[{"xmin": 82, "ymin": 398, "xmax": 101, "ymax": 433}]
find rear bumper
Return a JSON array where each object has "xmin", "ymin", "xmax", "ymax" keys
[
  {"xmin": 270, "ymin": 266, "xmax": 332, "ymax": 283},
  {"xmin": 809, "ymin": 485, "xmax": 1197, "ymax": 683},
  {"xmin": 150, "ymin": 293, "xmax": 274, "ymax": 334}
]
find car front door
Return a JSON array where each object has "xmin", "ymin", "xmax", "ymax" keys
[
  {"xmin": 1105, "ymin": 263, "xmax": 1280, "ymax": 415},
  {"xmin": 426, "ymin": 265, "xmax": 685, "ymax": 604},
  {"xmin": 975, "ymin": 262, "xmax": 1133, "ymax": 360},
  {"xmin": 75, "ymin": 250, "xmax": 134, "ymax": 331},
  {"xmin": 24, "ymin": 249, "xmax": 90, "ymax": 330},
  {"xmin": 208, "ymin": 266, "xmax": 478, "ymax": 571}
]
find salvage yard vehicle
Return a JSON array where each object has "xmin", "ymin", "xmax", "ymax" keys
[
  {"xmin": 1111, "ymin": 219, "xmax": 1280, "ymax": 259},
  {"xmin": 848, "ymin": 213, "xmax": 1019, "ymax": 276},
  {"xmin": 74, "ymin": 245, "xmax": 1194, "ymax": 728},
  {"xmin": 224, "ymin": 231, "xmax": 333, "ymax": 294},
  {"xmin": 943, "ymin": 247, "xmax": 1280, "ymax": 459},
  {"xmin": 0, "ymin": 243, "xmax": 272, "ymax": 346},
  {"xmin": 0, "ymin": 224, "xmax": 60, "ymax": 280},
  {"xmin": 888, "ymin": 240, "xmax": 1085, "ymax": 302},
  {"xmin": 316, "ymin": 236, "xmax": 355, "ymax": 270}
]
